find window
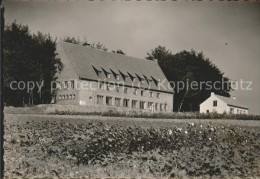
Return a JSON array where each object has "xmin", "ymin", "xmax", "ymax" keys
[
  {"xmin": 206, "ymin": 110, "xmax": 209, "ymax": 113},
  {"xmin": 98, "ymin": 83, "xmax": 104, "ymax": 90},
  {"xmin": 106, "ymin": 96, "xmax": 113, "ymax": 106},
  {"xmin": 107, "ymin": 84, "xmax": 111, "ymax": 91},
  {"xmin": 69, "ymin": 95, "xmax": 72, "ymax": 100},
  {"xmin": 156, "ymin": 93, "xmax": 160, "ymax": 98},
  {"xmin": 115, "ymin": 74, "xmax": 120, "ymax": 80},
  {"xmin": 140, "ymin": 101, "xmax": 145, "ymax": 109},
  {"xmin": 133, "ymin": 89, "xmax": 138, "ymax": 95},
  {"xmin": 230, "ymin": 108, "xmax": 234, "ymax": 114},
  {"xmin": 66, "ymin": 95, "xmax": 69, "ymax": 100},
  {"xmin": 160, "ymin": 103, "xmax": 163, "ymax": 111},
  {"xmin": 123, "ymin": 99, "xmax": 129, "ymax": 107},
  {"xmin": 107, "ymin": 73, "xmax": 111, "ymax": 79},
  {"xmin": 164, "ymin": 104, "xmax": 168, "ymax": 110},
  {"xmin": 116, "ymin": 86, "xmax": 120, "ymax": 93},
  {"xmin": 124, "ymin": 88, "xmax": 128, "ymax": 94},
  {"xmin": 141, "ymin": 90, "xmax": 145, "ymax": 96},
  {"xmin": 149, "ymin": 92, "xmax": 153, "ymax": 97},
  {"xmin": 72, "ymin": 94, "xmax": 75, "ymax": 99},
  {"xmin": 213, "ymin": 100, "xmax": 217, "ymax": 107},
  {"xmin": 155, "ymin": 103, "xmax": 158, "ymax": 111},
  {"xmin": 62, "ymin": 81, "xmax": 68, "ymax": 89},
  {"xmin": 148, "ymin": 102, "xmax": 153, "ymax": 109},
  {"xmin": 132, "ymin": 100, "xmax": 138, "ymax": 108},
  {"xmin": 140, "ymin": 79, "xmax": 145, "ymax": 84},
  {"xmin": 97, "ymin": 95, "xmax": 104, "ymax": 105},
  {"xmin": 70, "ymin": 80, "xmax": 75, "ymax": 89},
  {"xmin": 59, "ymin": 95, "xmax": 62, "ymax": 100},
  {"xmin": 89, "ymin": 96, "xmax": 93, "ymax": 102},
  {"xmin": 97, "ymin": 71, "xmax": 102, "ymax": 77},
  {"xmin": 125, "ymin": 76, "xmax": 128, "ymax": 81},
  {"xmin": 115, "ymin": 98, "xmax": 121, "ymax": 107}
]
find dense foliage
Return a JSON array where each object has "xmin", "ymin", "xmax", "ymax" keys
[
  {"xmin": 4, "ymin": 117, "xmax": 260, "ymax": 178},
  {"xmin": 146, "ymin": 46, "xmax": 232, "ymax": 112},
  {"xmin": 3, "ymin": 22, "xmax": 62, "ymax": 106}
]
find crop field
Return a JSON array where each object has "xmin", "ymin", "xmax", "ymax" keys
[{"xmin": 4, "ymin": 114, "xmax": 260, "ymax": 178}]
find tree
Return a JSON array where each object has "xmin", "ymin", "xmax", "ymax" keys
[
  {"xmin": 146, "ymin": 46, "xmax": 231, "ymax": 111},
  {"xmin": 112, "ymin": 49, "xmax": 125, "ymax": 55},
  {"xmin": 3, "ymin": 22, "xmax": 63, "ymax": 106}
]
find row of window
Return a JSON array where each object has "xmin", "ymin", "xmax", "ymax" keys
[
  {"xmin": 230, "ymin": 108, "xmax": 247, "ymax": 114},
  {"xmin": 98, "ymin": 83, "xmax": 160, "ymax": 98},
  {"xmin": 59, "ymin": 94, "xmax": 76, "ymax": 100},
  {"xmin": 93, "ymin": 66, "xmax": 158, "ymax": 86},
  {"xmin": 96, "ymin": 95, "xmax": 167, "ymax": 111}
]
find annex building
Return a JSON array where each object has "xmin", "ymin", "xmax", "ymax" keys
[
  {"xmin": 200, "ymin": 92, "xmax": 249, "ymax": 114},
  {"xmin": 55, "ymin": 41, "xmax": 174, "ymax": 113}
]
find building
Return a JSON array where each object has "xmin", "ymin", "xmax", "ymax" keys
[
  {"xmin": 200, "ymin": 92, "xmax": 248, "ymax": 114},
  {"xmin": 55, "ymin": 41, "xmax": 174, "ymax": 113}
]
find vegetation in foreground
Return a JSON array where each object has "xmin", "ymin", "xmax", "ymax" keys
[
  {"xmin": 52, "ymin": 110, "xmax": 260, "ymax": 121},
  {"xmin": 4, "ymin": 118, "xmax": 260, "ymax": 178}
]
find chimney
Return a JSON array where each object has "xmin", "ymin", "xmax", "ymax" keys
[
  {"xmin": 211, "ymin": 92, "xmax": 215, "ymax": 96},
  {"xmin": 233, "ymin": 96, "xmax": 236, "ymax": 100}
]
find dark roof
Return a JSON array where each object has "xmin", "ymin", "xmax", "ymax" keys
[
  {"xmin": 57, "ymin": 41, "xmax": 173, "ymax": 93},
  {"xmin": 215, "ymin": 94, "xmax": 248, "ymax": 109}
]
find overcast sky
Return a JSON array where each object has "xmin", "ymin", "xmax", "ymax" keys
[{"xmin": 4, "ymin": 1, "xmax": 260, "ymax": 114}]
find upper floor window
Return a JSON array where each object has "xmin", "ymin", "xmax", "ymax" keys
[
  {"xmin": 107, "ymin": 73, "xmax": 111, "ymax": 79},
  {"xmin": 116, "ymin": 86, "xmax": 120, "ymax": 92},
  {"xmin": 124, "ymin": 88, "xmax": 128, "ymax": 94},
  {"xmin": 98, "ymin": 83, "xmax": 104, "ymax": 90},
  {"xmin": 156, "ymin": 93, "xmax": 160, "ymax": 98},
  {"xmin": 213, "ymin": 100, "xmax": 217, "ymax": 107},
  {"xmin": 133, "ymin": 89, "xmax": 138, "ymax": 95},
  {"xmin": 141, "ymin": 90, "xmax": 145, "ymax": 96},
  {"xmin": 149, "ymin": 92, "xmax": 153, "ymax": 97},
  {"xmin": 107, "ymin": 84, "xmax": 112, "ymax": 91},
  {"xmin": 70, "ymin": 80, "xmax": 75, "ymax": 89}
]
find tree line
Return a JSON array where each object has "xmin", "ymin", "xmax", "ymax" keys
[{"xmin": 3, "ymin": 21, "xmax": 231, "ymax": 111}]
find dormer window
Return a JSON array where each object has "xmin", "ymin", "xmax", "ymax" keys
[
  {"xmin": 101, "ymin": 67, "xmax": 111, "ymax": 79},
  {"xmin": 116, "ymin": 74, "xmax": 120, "ymax": 80},
  {"xmin": 127, "ymin": 72, "xmax": 136, "ymax": 82},
  {"xmin": 151, "ymin": 76, "xmax": 159, "ymax": 86},
  {"xmin": 92, "ymin": 66, "xmax": 102, "ymax": 77}
]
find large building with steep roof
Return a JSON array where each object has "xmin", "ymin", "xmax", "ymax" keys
[{"xmin": 55, "ymin": 41, "xmax": 174, "ymax": 113}]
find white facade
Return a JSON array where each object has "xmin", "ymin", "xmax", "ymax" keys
[{"xmin": 200, "ymin": 92, "xmax": 248, "ymax": 114}]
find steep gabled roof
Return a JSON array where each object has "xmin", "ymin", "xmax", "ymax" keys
[
  {"xmin": 215, "ymin": 94, "xmax": 248, "ymax": 109},
  {"xmin": 57, "ymin": 41, "xmax": 173, "ymax": 93}
]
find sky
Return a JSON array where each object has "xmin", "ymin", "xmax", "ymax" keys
[{"xmin": 4, "ymin": 1, "xmax": 260, "ymax": 114}]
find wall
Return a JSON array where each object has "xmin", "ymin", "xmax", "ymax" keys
[{"xmin": 57, "ymin": 79, "xmax": 174, "ymax": 113}]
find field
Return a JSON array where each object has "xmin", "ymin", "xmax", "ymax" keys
[{"xmin": 4, "ymin": 113, "xmax": 260, "ymax": 178}]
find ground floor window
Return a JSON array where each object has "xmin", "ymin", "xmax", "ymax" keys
[
  {"xmin": 155, "ymin": 103, "xmax": 158, "ymax": 111},
  {"xmin": 230, "ymin": 108, "xmax": 234, "ymax": 114},
  {"xmin": 160, "ymin": 103, "xmax": 163, "ymax": 111},
  {"xmin": 123, "ymin": 98, "xmax": 130, "ymax": 107},
  {"xmin": 106, "ymin": 96, "xmax": 113, "ymax": 106},
  {"xmin": 148, "ymin": 102, "xmax": 153, "ymax": 109},
  {"xmin": 115, "ymin": 97, "xmax": 121, "ymax": 107},
  {"xmin": 164, "ymin": 104, "xmax": 168, "ymax": 110},
  {"xmin": 140, "ymin": 101, "xmax": 145, "ymax": 109},
  {"xmin": 132, "ymin": 100, "xmax": 138, "ymax": 108},
  {"xmin": 97, "ymin": 95, "xmax": 104, "ymax": 105}
]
